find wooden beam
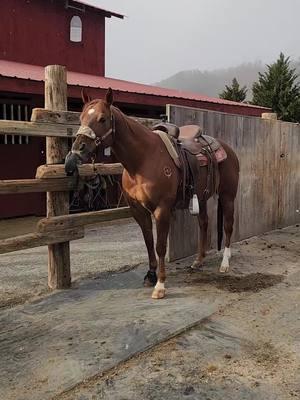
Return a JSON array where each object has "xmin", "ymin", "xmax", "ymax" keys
[
  {"xmin": 0, "ymin": 120, "xmax": 77, "ymax": 137},
  {"xmin": 30, "ymin": 108, "xmax": 159, "ymax": 128},
  {"xmin": 132, "ymin": 117, "xmax": 160, "ymax": 128},
  {"xmin": 31, "ymin": 108, "xmax": 80, "ymax": 125},
  {"xmin": 0, "ymin": 228, "xmax": 84, "ymax": 255},
  {"xmin": 37, "ymin": 207, "xmax": 132, "ymax": 233},
  {"xmin": 45, "ymin": 65, "xmax": 71, "ymax": 290},
  {"xmin": 0, "ymin": 177, "xmax": 82, "ymax": 194},
  {"xmin": 36, "ymin": 163, "xmax": 124, "ymax": 179}
]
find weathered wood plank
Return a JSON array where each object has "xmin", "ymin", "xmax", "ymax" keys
[
  {"xmin": 0, "ymin": 108, "xmax": 158, "ymax": 139},
  {"xmin": 0, "ymin": 228, "xmax": 84, "ymax": 255},
  {"xmin": 0, "ymin": 120, "xmax": 77, "ymax": 137},
  {"xmin": 0, "ymin": 178, "xmax": 82, "ymax": 194},
  {"xmin": 31, "ymin": 108, "xmax": 80, "ymax": 125},
  {"xmin": 29, "ymin": 109, "xmax": 159, "ymax": 129},
  {"xmin": 167, "ymin": 209, "xmax": 198, "ymax": 262},
  {"xmin": 166, "ymin": 104, "xmax": 300, "ymax": 261},
  {"xmin": 37, "ymin": 207, "xmax": 132, "ymax": 233},
  {"xmin": 36, "ymin": 163, "xmax": 124, "ymax": 179},
  {"xmin": 45, "ymin": 65, "xmax": 71, "ymax": 290}
]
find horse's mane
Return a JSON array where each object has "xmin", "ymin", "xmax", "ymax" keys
[{"xmin": 111, "ymin": 105, "xmax": 155, "ymax": 138}]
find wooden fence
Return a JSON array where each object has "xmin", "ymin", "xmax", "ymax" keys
[
  {"xmin": 166, "ymin": 104, "xmax": 300, "ymax": 261},
  {"xmin": 0, "ymin": 65, "xmax": 158, "ymax": 289}
]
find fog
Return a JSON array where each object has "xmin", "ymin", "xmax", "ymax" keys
[{"xmin": 87, "ymin": 0, "xmax": 300, "ymax": 84}]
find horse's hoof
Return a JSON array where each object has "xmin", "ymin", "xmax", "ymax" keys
[
  {"xmin": 190, "ymin": 260, "xmax": 203, "ymax": 269},
  {"xmin": 143, "ymin": 271, "xmax": 157, "ymax": 287},
  {"xmin": 219, "ymin": 264, "xmax": 230, "ymax": 273},
  {"xmin": 151, "ymin": 288, "xmax": 166, "ymax": 299}
]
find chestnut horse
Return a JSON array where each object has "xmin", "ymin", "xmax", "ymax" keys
[{"xmin": 65, "ymin": 88, "xmax": 239, "ymax": 299}]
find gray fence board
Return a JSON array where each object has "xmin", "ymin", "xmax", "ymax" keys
[{"xmin": 167, "ymin": 105, "xmax": 300, "ymax": 261}]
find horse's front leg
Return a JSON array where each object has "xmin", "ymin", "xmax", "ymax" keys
[
  {"xmin": 151, "ymin": 206, "xmax": 171, "ymax": 299},
  {"xmin": 127, "ymin": 198, "xmax": 158, "ymax": 286}
]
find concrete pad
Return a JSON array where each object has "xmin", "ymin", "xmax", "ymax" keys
[{"xmin": 0, "ymin": 265, "xmax": 236, "ymax": 400}]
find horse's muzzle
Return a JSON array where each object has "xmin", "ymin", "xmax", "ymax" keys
[{"xmin": 65, "ymin": 151, "xmax": 81, "ymax": 176}]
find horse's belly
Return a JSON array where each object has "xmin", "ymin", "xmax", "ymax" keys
[{"xmin": 122, "ymin": 167, "xmax": 178, "ymax": 210}]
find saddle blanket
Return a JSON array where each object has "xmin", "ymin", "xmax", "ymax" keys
[
  {"xmin": 154, "ymin": 130, "xmax": 181, "ymax": 168},
  {"xmin": 154, "ymin": 130, "xmax": 227, "ymax": 168}
]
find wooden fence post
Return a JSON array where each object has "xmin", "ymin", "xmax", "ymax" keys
[{"xmin": 45, "ymin": 65, "xmax": 71, "ymax": 289}]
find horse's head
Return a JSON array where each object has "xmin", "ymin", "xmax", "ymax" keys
[{"xmin": 65, "ymin": 88, "xmax": 114, "ymax": 176}]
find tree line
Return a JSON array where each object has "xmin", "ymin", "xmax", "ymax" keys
[{"xmin": 219, "ymin": 53, "xmax": 300, "ymax": 122}]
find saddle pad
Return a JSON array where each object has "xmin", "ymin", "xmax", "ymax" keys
[
  {"xmin": 153, "ymin": 130, "xmax": 181, "ymax": 168},
  {"xmin": 196, "ymin": 146, "xmax": 227, "ymax": 166}
]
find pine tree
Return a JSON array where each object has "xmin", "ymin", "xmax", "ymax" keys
[
  {"xmin": 252, "ymin": 53, "xmax": 300, "ymax": 122},
  {"xmin": 219, "ymin": 78, "xmax": 247, "ymax": 102}
]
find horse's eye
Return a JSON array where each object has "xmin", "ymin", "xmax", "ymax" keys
[{"xmin": 99, "ymin": 117, "xmax": 105, "ymax": 123}]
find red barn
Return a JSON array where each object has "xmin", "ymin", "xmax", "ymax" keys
[{"xmin": 0, "ymin": 0, "xmax": 269, "ymax": 218}]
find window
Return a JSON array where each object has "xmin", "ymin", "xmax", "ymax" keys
[
  {"xmin": 0, "ymin": 103, "xmax": 31, "ymax": 145},
  {"xmin": 70, "ymin": 16, "xmax": 82, "ymax": 42}
]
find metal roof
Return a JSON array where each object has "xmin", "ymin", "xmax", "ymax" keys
[
  {"xmin": 69, "ymin": 1, "xmax": 124, "ymax": 19},
  {"xmin": 0, "ymin": 60, "xmax": 267, "ymax": 110}
]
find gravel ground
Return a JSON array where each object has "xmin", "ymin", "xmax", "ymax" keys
[{"xmin": 0, "ymin": 218, "xmax": 148, "ymax": 308}]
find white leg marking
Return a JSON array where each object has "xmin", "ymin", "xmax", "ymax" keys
[
  {"xmin": 154, "ymin": 281, "xmax": 165, "ymax": 291},
  {"xmin": 152, "ymin": 280, "xmax": 166, "ymax": 299},
  {"xmin": 220, "ymin": 247, "xmax": 231, "ymax": 273}
]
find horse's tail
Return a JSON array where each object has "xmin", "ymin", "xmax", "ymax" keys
[{"xmin": 217, "ymin": 198, "xmax": 223, "ymax": 251}]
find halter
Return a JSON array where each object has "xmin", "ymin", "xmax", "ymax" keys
[{"xmin": 76, "ymin": 113, "xmax": 115, "ymax": 147}]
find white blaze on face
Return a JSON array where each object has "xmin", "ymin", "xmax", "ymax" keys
[
  {"xmin": 220, "ymin": 247, "xmax": 231, "ymax": 273},
  {"xmin": 88, "ymin": 108, "xmax": 95, "ymax": 115}
]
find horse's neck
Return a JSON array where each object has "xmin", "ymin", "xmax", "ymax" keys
[{"xmin": 111, "ymin": 108, "xmax": 156, "ymax": 174}]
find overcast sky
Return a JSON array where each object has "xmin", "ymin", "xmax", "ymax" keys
[{"xmin": 88, "ymin": 0, "xmax": 300, "ymax": 84}]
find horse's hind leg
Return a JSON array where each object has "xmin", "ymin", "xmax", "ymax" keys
[
  {"xmin": 219, "ymin": 195, "xmax": 234, "ymax": 273},
  {"xmin": 191, "ymin": 202, "xmax": 208, "ymax": 269},
  {"xmin": 128, "ymin": 200, "xmax": 158, "ymax": 286},
  {"xmin": 151, "ymin": 206, "xmax": 171, "ymax": 299}
]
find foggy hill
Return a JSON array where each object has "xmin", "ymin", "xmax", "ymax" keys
[{"xmin": 156, "ymin": 60, "xmax": 300, "ymax": 99}]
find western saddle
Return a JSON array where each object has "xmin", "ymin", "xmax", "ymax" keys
[{"xmin": 152, "ymin": 120, "xmax": 222, "ymax": 208}]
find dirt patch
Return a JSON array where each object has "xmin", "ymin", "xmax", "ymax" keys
[
  {"xmin": 247, "ymin": 341, "xmax": 281, "ymax": 368},
  {"xmin": 178, "ymin": 270, "xmax": 284, "ymax": 292}
]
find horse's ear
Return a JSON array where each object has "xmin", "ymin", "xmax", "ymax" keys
[
  {"xmin": 81, "ymin": 88, "xmax": 91, "ymax": 104},
  {"xmin": 105, "ymin": 87, "xmax": 114, "ymax": 106}
]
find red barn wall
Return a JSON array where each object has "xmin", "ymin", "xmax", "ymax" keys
[
  {"xmin": 0, "ymin": 138, "xmax": 46, "ymax": 218},
  {"xmin": 0, "ymin": 0, "xmax": 105, "ymax": 75}
]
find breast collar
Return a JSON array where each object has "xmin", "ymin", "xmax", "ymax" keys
[{"xmin": 76, "ymin": 113, "xmax": 115, "ymax": 147}]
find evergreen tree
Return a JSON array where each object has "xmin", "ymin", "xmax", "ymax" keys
[
  {"xmin": 252, "ymin": 53, "xmax": 300, "ymax": 122},
  {"xmin": 219, "ymin": 78, "xmax": 247, "ymax": 102}
]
